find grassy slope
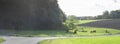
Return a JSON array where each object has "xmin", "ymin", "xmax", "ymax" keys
[{"xmin": 38, "ymin": 36, "xmax": 120, "ymax": 44}]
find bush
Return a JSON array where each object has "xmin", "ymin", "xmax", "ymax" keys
[{"xmin": 64, "ymin": 15, "xmax": 79, "ymax": 33}]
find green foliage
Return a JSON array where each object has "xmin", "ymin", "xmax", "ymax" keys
[
  {"xmin": 102, "ymin": 11, "xmax": 110, "ymax": 19},
  {"xmin": 0, "ymin": 0, "xmax": 66, "ymax": 30},
  {"xmin": 110, "ymin": 10, "xmax": 120, "ymax": 19},
  {"xmin": 38, "ymin": 36, "xmax": 120, "ymax": 44},
  {"xmin": 96, "ymin": 15, "xmax": 103, "ymax": 19},
  {"xmin": 96, "ymin": 10, "xmax": 120, "ymax": 19},
  {"xmin": 64, "ymin": 15, "xmax": 78, "ymax": 30}
]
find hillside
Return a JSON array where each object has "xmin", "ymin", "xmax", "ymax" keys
[{"xmin": 79, "ymin": 19, "xmax": 120, "ymax": 29}]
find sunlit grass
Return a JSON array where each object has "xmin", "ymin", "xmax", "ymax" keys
[
  {"xmin": 0, "ymin": 37, "xmax": 4, "ymax": 43},
  {"xmin": 69, "ymin": 26, "xmax": 120, "ymax": 36},
  {"xmin": 38, "ymin": 36, "xmax": 120, "ymax": 44},
  {"xmin": 79, "ymin": 19, "xmax": 111, "ymax": 24},
  {"xmin": 79, "ymin": 20, "xmax": 99, "ymax": 24}
]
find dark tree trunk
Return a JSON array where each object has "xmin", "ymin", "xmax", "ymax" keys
[{"xmin": 0, "ymin": 0, "xmax": 65, "ymax": 30}]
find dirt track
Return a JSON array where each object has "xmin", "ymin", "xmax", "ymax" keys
[{"xmin": 79, "ymin": 19, "xmax": 120, "ymax": 29}]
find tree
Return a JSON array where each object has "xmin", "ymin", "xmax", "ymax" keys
[
  {"xmin": 64, "ymin": 15, "xmax": 78, "ymax": 33},
  {"xmin": 96, "ymin": 15, "xmax": 103, "ymax": 19},
  {"xmin": 95, "ymin": 10, "xmax": 120, "ymax": 19},
  {"xmin": 102, "ymin": 11, "xmax": 110, "ymax": 19},
  {"xmin": 0, "ymin": 0, "xmax": 66, "ymax": 30},
  {"xmin": 110, "ymin": 10, "xmax": 120, "ymax": 19}
]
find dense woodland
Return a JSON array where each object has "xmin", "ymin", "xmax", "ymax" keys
[{"xmin": 0, "ymin": 0, "xmax": 66, "ymax": 30}]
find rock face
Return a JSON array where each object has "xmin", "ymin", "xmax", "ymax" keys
[{"xmin": 0, "ymin": 0, "xmax": 65, "ymax": 30}]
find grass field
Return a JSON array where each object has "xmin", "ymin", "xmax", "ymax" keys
[
  {"xmin": 38, "ymin": 36, "xmax": 120, "ymax": 44},
  {"xmin": 69, "ymin": 26, "xmax": 120, "ymax": 36},
  {"xmin": 0, "ymin": 38, "xmax": 4, "ymax": 43},
  {"xmin": 79, "ymin": 20, "xmax": 98, "ymax": 24},
  {"xmin": 2, "ymin": 26, "xmax": 118, "ymax": 37},
  {"xmin": 79, "ymin": 19, "xmax": 112, "ymax": 24},
  {"xmin": 0, "ymin": 19, "xmax": 120, "ymax": 37}
]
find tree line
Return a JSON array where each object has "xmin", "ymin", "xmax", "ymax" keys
[
  {"xmin": 78, "ymin": 9, "xmax": 120, "ymax": 20},
  {"xmin": 96, "ymin": 9, "xmax": 120, "ymax": 19}
]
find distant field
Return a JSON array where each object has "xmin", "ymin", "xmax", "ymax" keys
[
  {"xmin": 38, "ymin": 36, "xmax": 120, "ymax": 44},
  {"xmin": 80, "ymin": 19, "xmax": 120, "ymax": 29},
  {"xmin": 79, "ymin": 20, "xmax": 98, "ymax": 24},
  {"xmin": 79, "ymin": 19, "xmax": 111, "ymax": 24}
]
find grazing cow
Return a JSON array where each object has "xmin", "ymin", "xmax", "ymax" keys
[
  {"xmin": 90, "ymin": 30, "xmax": 96, "ymax": 33},
  {"xmin": 105, "ymin": 30, "xmax": 110, "ymax": 33},
  {"xmin": 81, "ymin": 28, "xmax": 87, "ymax": 32},
  {"xmin": 73, "ymin": 29, "xmax": 78, "ymax": 34}
]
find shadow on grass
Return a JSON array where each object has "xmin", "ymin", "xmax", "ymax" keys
[{"xmin": 0, "ymin": 26, "xmax": 120, "ymax": 37}]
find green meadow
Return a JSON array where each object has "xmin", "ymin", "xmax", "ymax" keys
[
  {"xmin": 38, "ymin": 36, "xmax": 120, "ymax": 44},
  {"xmin": 79, "ymin": 20, "xmax": 98, "ymax": 24},
  {"xmin": 6, "ymin": 26, "xmax": 120, "ymax": 37}
]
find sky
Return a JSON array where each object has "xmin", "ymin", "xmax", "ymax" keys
[{"xmin": 58, "ymin": 0, "xmax": 120, "ymax": 16}]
